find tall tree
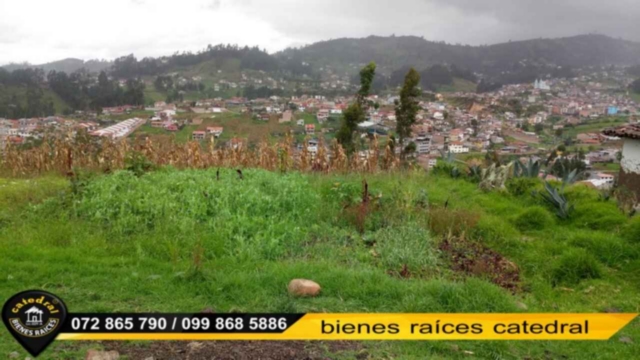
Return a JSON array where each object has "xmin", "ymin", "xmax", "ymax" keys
[
  {"xmin": 337, "ymin": 62, "xmax": 376, "ymax": 154},
  {"xmin": 394, "ymin": 68, "xmax": 421, "ymax": 160}
]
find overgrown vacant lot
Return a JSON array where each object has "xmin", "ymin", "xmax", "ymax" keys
[{"xmin": 1, "ymin": 169, "xmax": 639, "ymax": 359}]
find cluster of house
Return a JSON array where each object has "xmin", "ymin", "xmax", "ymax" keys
[
  {"xmin": 101, "ymin": 105, "xmax": 139, "ymax": 116},
  {"xmin": 0, "ymin": 117, "xmax": 78, "ymax": 149},
  {"xmin": 0, "ymin": 115, "xmax": 133, "ymax": 150}
]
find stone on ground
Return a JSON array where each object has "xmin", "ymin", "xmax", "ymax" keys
[{"xmin": 288, "ymin": 279, "xmax": 321, "ymax": 297}]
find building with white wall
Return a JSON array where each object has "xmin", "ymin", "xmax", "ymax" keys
[{"xmin": 604, "ymin": 124, "xmax": 640, "ymax": 204}]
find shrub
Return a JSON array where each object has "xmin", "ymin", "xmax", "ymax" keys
[
  {"xmin": 125, "ymin": 151, "xmax": 156, "ymax": 177},
  {"xmin": 506, "ymin": 177, "xmax": 540, "ymax": 196},
  {"xmin": 374, "ymin": 224, "xmax": 439, "ymax": 275},
  {"xmin": 551, "ymin": 249, "xmax": 603, "ymax": 285},
  {"xmin": 514, "ymin": 206, "xmax": 553, "ymax": 232},
  {"xmin": 432, "ymin": 162, "xmax": 453, "ymax": 176},
  {"xmin": 624, "ymin": 217, "xmax": 640, "ymax": 243},
  {"xmin": 572, "ymin": 203, "xmax": 627, "ymax": 231}
]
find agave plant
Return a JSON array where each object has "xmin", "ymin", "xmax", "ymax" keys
[
  {"xmin": 536, "ymin": 181, "xmax": 574, "ymax": 219},
  {"xmin": 467, "ymin": 164, "xmax": 483, "ymax": 182},
  {"xmin": 514, "ymin": 158, "xmax": 541, "ymax": 178},
  {"xmin": 478, "ymin": 162, "xmax": 514, "ymax": 191},
  {"xmin": 551, "ymin": 161, "xmax": 582, "ymax": 185},
  {"xmin": 561, "ymin": 168, "xmax": 580, "ymax": 185}
]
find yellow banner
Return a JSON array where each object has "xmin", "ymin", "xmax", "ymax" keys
[{"xmin": 59, "ymin": 314, "xmax": 637, "ymax": 341}]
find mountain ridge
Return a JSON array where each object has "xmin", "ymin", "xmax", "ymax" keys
[
  {"xmin": 3, "ymin": 34, "xmax": 640, "ymax": 78},
  {"xmin": 276, "ymin": 34, "xmax": 640, "ymax": 76},
  {"xmin": 2, "ymin": 58, "xmax": 112, "ymax": 74}
]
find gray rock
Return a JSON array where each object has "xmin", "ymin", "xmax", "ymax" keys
[{"xmin": 619, "ymin": 336, "xmax": 633, "ymax": 344}]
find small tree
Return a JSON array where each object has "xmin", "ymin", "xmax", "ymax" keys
[
  {"xmin": 337, "ymin": 62, "xmax": 376, "ymax": 154},
  {"xmin": 394, "ymin": 68, "xmax": 421, "ymax": 161}
]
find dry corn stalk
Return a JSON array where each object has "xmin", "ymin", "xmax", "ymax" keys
[{"xmin": 0, "ymin": 131, "xmax": 403, "ymax": 177}]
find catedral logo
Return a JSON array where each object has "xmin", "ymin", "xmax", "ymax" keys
[
  {"xmin": 9, "ymin": 295, "xmax": 61, "ymax": 337},
  {"xmin": 2, "ymin": 290, "xmax": 68, "ymax": 357}
]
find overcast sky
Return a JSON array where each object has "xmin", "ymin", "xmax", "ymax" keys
[{"xmin": 1, "ymin": 0, "xmax": 639, "ymax": 65}]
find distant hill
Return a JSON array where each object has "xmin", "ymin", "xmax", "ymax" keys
[
  {"xmin": 2, "ymin": 58, "xmax": 112, "ymax": 74},
  {"xmin": 277, "ymin": 34, "xmax": 640, "ymax": 76},
  {"xmin": 5, "ymin": 34, "xmax": 640, "ymax": 81},
  {"xmin": 2, "ymin": 34, "xmax": 640, "ymax": 115}
]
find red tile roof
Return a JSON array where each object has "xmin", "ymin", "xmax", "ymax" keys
[{"xmin": 603, "ymin": 123, "xmax": 640, "ymax": 139}]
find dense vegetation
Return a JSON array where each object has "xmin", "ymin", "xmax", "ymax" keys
[
  {"xmin": 0, "ymin": 166, "xmax": 638, "ymax": 359},
  {"xmin": 111, "ymin": 45, "xmax": 280, "ymax": 78},
  {"xmin": 0, "ymin": 68, "xmax": 58, "ymax": 118},
  {"xmin": 0, "ymin": 67, "xmax": 146, "ymax": 116},
  {"xmin": 48, "ymin": 70, "xmax": 146, "ymax": 111}
]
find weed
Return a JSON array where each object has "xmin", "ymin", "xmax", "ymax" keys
[
  {"xmin": 374, "ymin": 224, "xmax": 439, "ymax": 276},
  {"xmin": 428, "ymin": 208, "xmax": 480, "ymax": 238}
]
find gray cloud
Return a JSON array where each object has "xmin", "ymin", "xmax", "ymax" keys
[
  {"xmin": 1, "ymin": 0, "xmax": 639, "ymax": 65},
  {"xmin": 230, "ymin": 0, "xmax": 640, "ymax": 46}
]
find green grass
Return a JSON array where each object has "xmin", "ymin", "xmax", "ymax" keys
[
  {"xmin": 0, "ymin": 169, "xmax": 638, "ymax": 359},
  {"xmin": 593, "ymin": 163, "xmax": 621, "ymax": 172},
  {"xmin": 143, "ymin": 88, "xmax": 166, "ymax": 103},
  {"xmin": 562, "ymin": 118, "xmax": 628, "ymax": 139}
]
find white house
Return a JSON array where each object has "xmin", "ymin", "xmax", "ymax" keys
[
  {"xmin": 25, "ymin": 307, "xmax": 43, "ymax": 326},
  {"xmin": 603, "ymin": 124, "xmax": 640, "ymax": 204},
  {"xmin": 206, "ymin": 127, "xmax": 223, "ymax": 138},
  {"xmin": 448, "ymin": 142, "xmax": 469, "ymax": 154}
]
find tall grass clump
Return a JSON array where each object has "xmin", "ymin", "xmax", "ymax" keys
[
  {"xmin": 551, "ymin": 249, "xmax": 603, "ymax": 286},
  {"xmin": 571, "ymin": 203, "xmax": 627, "ymax": 231},
  {"xmin": 623, "ymin": 216, "xmax": 640, "ymax": 243},
  {"xmin": 514, "ymin": 206, "xmax": 554, "ymax": 232},
  {"xmin": 373, "ymin": 224, "xmax": 439, "ymax": 275},
  {"xmin": 471, "ymin": 214, "xmax": 520, "ymax": 250},
  {"xmin": 568, "ymin": 232, "xmax": 639, "ymax": 267},
  {"xmin": 428, "ymin": 208, "xmax": 480, "ymax": 238}
]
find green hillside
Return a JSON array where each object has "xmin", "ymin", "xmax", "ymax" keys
[
  {"xmin": 0, "ymin": 84, "xmax": 70, "ymax": 116},
  {"xmin": 437, "ymin": 78, "xmax": 478, "ymax": 93},
  {"xmin": 0, "ymin": 168, "xmax": 638, "ymax": 359}
]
